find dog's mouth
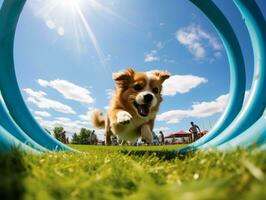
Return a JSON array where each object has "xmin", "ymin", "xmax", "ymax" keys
[{"xmin": 133, "ymin": 101, "xmax": 151, "ymax": 117}]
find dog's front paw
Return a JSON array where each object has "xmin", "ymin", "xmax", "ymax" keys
[
  {"xmin": 141, "ymin": 125, "xmax": 153, "ymax": 144},
  {"xmin": 116, "ymin": 111, "xmax": 132, "ymax": 125}
]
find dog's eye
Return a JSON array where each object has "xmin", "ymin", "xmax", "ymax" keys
[
  {"xmin": 152, "ymin": 87, "xmax": 159, "ymax": 94},
  {"xmin": 134, "ymin": 84, "xmax": 143, "ymax": 91}
]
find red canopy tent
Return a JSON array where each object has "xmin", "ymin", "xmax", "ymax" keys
[
  {"xmin": 164, "ymin": 130, "xmax": 191, "ymax": 139},
  {"xmin": 164, "ymin": 130, "xmax": 209, "ymax": 144}
]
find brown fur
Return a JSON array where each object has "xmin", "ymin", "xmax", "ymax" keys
[
  {"xmin": 91, "ymin": 68, "xmax": 170, "ymax": 145},
  {"xmin": 91, "ymin": 110, "xmax": 105, "ymax": 128}
]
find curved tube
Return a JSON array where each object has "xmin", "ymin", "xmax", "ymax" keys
[
  {"xmin": 259, "ymin": 144, "xmax": 266, "ymax": 150},
  {"xmin": 0, "ymin": 0, "xmax": 264, "ymax": 153},
  {"xmin": 0, "ymin": 0, "xmax": 75, "ymax": 151},
  {"xmin": 0, "ymin": 97, "xmax": 48, "ymax": 151},
  {"xmin": 200, "ymin": 0, "xmax": 266, "ymax": 149},
  {"xmin": 0, "ymin": 125, "xmax": 40, "ymax": 153},
  {"xmin": 179, "ymin": 0, "xmax": 246, "ymax": 153},
  {"xmin": 218, "ymin": 109, "xmax": 266, "ymax": 150}
]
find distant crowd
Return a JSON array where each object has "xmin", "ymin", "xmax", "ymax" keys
[{"xmin": 51, "ymin": 121, "xmax": 206, "ymax": 146}]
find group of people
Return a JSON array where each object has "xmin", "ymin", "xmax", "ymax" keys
[
  {"xmin": 157, "ymin": 121, "xmax": 201, "ymax": 144},
  {"xmin": 112, "ymin": 121, "xmax": 201, "ymax": 145}
]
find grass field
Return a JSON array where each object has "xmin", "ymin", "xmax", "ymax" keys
[{"xmin": 1, "ymin": 144, "xmax": 266, "ymax": 200}]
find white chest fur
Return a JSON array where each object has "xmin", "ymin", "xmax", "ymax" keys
[{"xmin": 113, "ymin": 110, "xmax": 154, "ymax": 142}]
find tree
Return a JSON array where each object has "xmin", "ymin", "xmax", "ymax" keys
[
  {"xmin": 71, "ymin": 133, "xmax": 80, "ymax": 144},
  {"xmin": 71, "ymin": 128, "xmax": 95, "ymax": 145},
  {"xmin": 79, "ymin": 128, "xmax": 91, "ymax": 144},
  {"xmin": 53, "ymin": 127, "xmax": 66, "ymax": 143}
]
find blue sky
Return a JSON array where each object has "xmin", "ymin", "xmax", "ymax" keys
[{"xmin": 1, "ymin": 0, "xmax": 265, "ymax": 140}]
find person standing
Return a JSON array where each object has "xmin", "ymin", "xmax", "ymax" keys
[
  {"xmin": 89, "ymin": 130, "xmax": 98, "ymax": 145},
  {"xmin": 189, "ymin": 122, "xmax": 201, "ymax": 142},
  {"xmin": 159, "ymin": 131, "xmax": 164, "ymax": 145}
]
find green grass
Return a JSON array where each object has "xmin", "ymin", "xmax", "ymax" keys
[{"xmin": 1, "ymin": 145, "xmax": 266, "ymax": 200}]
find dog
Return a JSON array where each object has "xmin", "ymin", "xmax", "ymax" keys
[{"xmin": 91, "ymin": 68, "xmax": 170, "ymax": 145}]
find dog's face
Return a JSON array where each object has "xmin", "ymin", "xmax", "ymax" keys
[{"xmin": 112, "ymin": 68, "xmax": 170, "ymax": 118}]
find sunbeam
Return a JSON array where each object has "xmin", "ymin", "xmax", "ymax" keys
[
  {"xmin": 29, "ymin": 0, "xmax": 126, "ymax": 66},
  {"xmin": 73, "ymin": 2, "xmax": 105, "ymax": 65}
]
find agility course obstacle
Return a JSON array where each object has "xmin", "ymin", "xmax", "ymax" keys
[
  {"xmin": 180, "ymin": 0, "xmax": 266, "ymax": 153},
  {"xmin": 0, "ymin": 0, "xmax": 265, "ymax": 153},
  {"xmin": 0, "ymin": 0, "xmax": 74, "ymax": 152}
]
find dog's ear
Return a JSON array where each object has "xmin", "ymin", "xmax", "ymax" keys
[
  {"xmin": 153, "ymin": 70, "xmax": 171, "ymax": 83},
  {"xmin": 112, "ymin": 68, "xmax": 135, "ymax": 87}
]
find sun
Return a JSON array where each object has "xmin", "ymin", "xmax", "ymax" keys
[
  {"xmin": 62, "ymin": 0, "xmax": 77, "ymax": 10},
  {"xmin": 61, "ymin": 0, "xmax": 85, "ymax": 12},
  {"xmin": 30, "ymin": 0, "xmax": 126, "ymax": 65}
]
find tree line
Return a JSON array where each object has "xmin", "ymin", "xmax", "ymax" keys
[{"xmin": 52, "ymin": 127, "xmax": 98, "ymax": 145}]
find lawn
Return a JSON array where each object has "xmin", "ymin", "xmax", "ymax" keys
[{"xmin": 1, "ymin": 144, "xmax": 266, "ymax": 200}]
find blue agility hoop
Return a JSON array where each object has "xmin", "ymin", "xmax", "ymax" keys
[{"xmin": 0, "ymin": 0, "xmax": 265, "ymax": 152}]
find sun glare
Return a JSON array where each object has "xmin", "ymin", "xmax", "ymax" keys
[
  {"xmin": 30, "ymin": 0, "xmax": 126, "ymax": 66},
  {"xmin": 62, "ymin": 0, "xmax": 76, "ymax": 10},
  {"xmin": 62, "ymin": 0, "xmax": 83, "ymax": 12}
]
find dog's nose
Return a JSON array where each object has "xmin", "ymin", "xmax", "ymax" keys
[{"xmin": 144, "ymin": 94, "xmax": 153, "ymax": 103}]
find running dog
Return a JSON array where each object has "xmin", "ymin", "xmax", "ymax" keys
[{"xmin": 91, "ymin": 68, "xmax": 170, "ymax": 145}]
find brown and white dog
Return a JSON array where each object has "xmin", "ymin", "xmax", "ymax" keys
[{"xmin": 91, "ymin": 68, "xmax": 170, "ymax": 145}]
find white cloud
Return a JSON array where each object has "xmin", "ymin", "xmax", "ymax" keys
[
  {"xmin": 176, "ymin": 24, "xmax": 222, "ymax": 60},
  {"xmin": 36, "ymin": 116, "xmax": 89, "ymax": 135},
  {"xmin": 24, "ymin": 88, "xmax": 76, "ymax": 114},
  {"xmin": 156, "ymin": 41, "xmax": 164, "ymax": 49},
  {"xmin": 55, "ymin": 117, "xmax": 72, "ymax": 122},
  {"xmin": 93, "ymin": 129, "xmax": 105, "ymax": 141},
  {"xmin": 79, "ymin": 109, "xmax": 93, "ymax": 122},
  {"xmin": 144, "ymin": 50, "xmax": 159, "ymax": 62},
  {"xmin": 35, "ymin": 116, "xmax": 105, "ymax": 140},
  {"xmin": 157, "ymin": 91, "xmax": 250, "ymax": 124},
  {"xmin": 153, "ymin": 127, "xmax": 171, "ymax": 132},
  {"xmin": 37, "ymin": 79, "xmax": 95, "ymax": 104},
  {"xmin": 162, "ymin": 74, "xmax": 208, "ymax": 96},
  {"xmin": 34, "ymin": 111, "xmax": 51, "ymax": 118},
  {"xmin": 157, "ymin": 94, "xmax": 228, "ymax": 124},
  {"xmin": 106, "ymin": 88, "xmax": 114, "ymax": 100}
]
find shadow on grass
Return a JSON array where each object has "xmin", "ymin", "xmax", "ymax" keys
[
  {"xmin": 0, "ymin": 149, "xmax": 27, "ymax": 200},
  {"xmin": 119, "ymin": 149, "xmax": 195, "ymax": 160}
]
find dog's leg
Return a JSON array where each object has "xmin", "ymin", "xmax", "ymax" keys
[
  {"xmin": 148, "ymin": 119, "xmax": 155, "ymax": 130},
  {"xmin": 109, "ymin": 109, "xmax": 132, "ymax": 131},
  {"xmin": 141, "ymin": 124, "xmax": 153, "ymax": 145},
  {"xmin": 115, "ymin": 110, "xmax": 132, "ymax": 125},
  {"xmin": 105, "ymin": 116, "xmax": 112, "ymax": 145},
  {"xmin": 105, "ymin": 133, "xmax": 112, "ymax": 145}
]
